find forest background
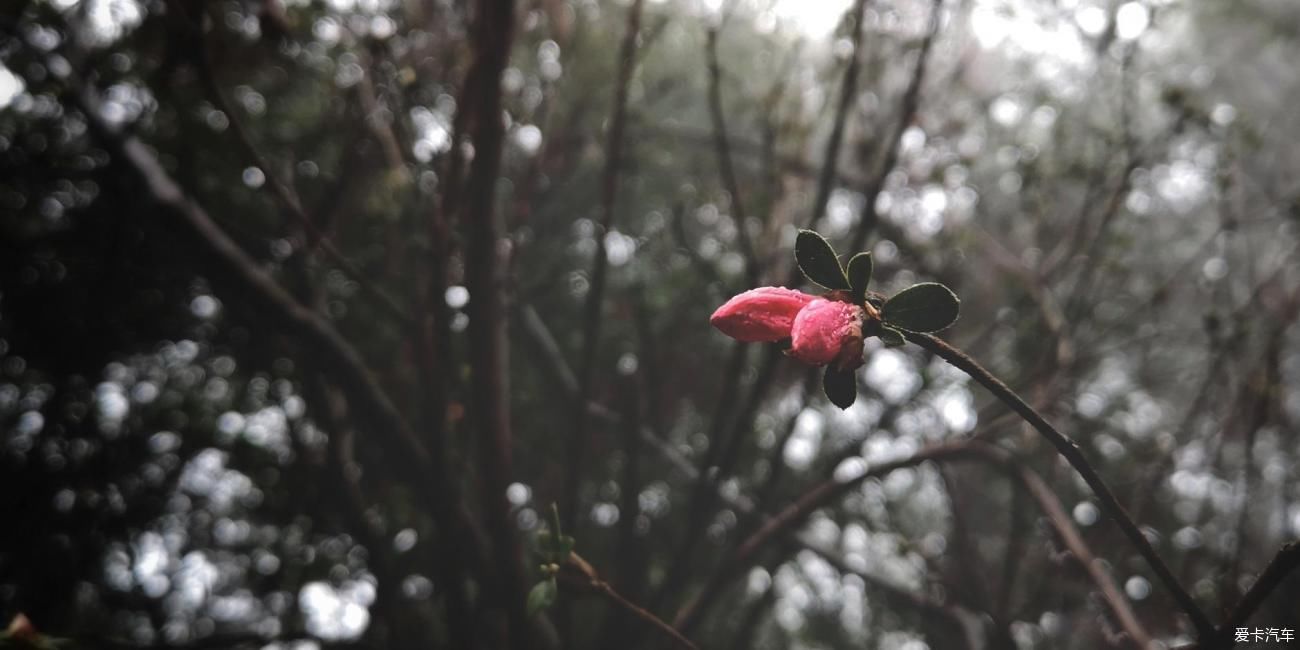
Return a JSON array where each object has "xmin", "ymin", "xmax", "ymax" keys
[{"xmin": 2, "ymin": 0, "xmax": 1300, "ymax": 648}]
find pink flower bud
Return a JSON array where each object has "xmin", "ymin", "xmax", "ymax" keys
[
  {"xmin": 710, "ymin": 287, "xmax": 817, "ymax": 342},
  {"xmin": 6, "ymin": 613, "xmax": 37, "ymax": 642},
  {"xmin": 788, "ymin": 298, "xmax": 865, "ymax": 369}
]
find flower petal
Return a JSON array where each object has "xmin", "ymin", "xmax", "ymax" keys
[
  {"xmin": 789, "ymin": 298, "xmax": 865, "ymax": 369},
  {"xmin": 710, "ymin": 287, "xmax": 817, "ymax": 342}
]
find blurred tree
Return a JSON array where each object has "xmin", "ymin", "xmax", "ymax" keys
[{"xmin": 1, "ymin": 0, "xmax": 1299, "ymax": 649}]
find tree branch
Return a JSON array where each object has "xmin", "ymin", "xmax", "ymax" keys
[
  {"xmin": 558, "ymin": 563, "xmax": 700, "ymax": 650},
  {"xmin": 1214, "ymin": 541, "xmax": 1300, "ymax": 647},
  {"xmin": 967, "ymin": 443, "xmax": 1155, "ymax": 649},
  {"xmin": 671, "ymin": 440, "xmax": 974, "ymax": 635},
  {"xmin": 564, "ymin": 0, "xmax": 646, "ymax": 534},
  {"xmin": 848, "ymin": 0, "xmax": 943, "ymax": 253},
  {"xmin": 192, "ymin": 30, "xmax": 411, "ymax": 325},
  {"xmin": 905, "ymin": 331, "xmax": 1215, "ymax": 640},
  {"xmin": 704, "ymin": 25, "xmax": 759, "ymax": 286},
  {"xmin": 73, "ymin": 82, "xmax": 435, "ymax": 484},
  {"xmin": 457, "ymin": 0, "xmax": 530, "ymax": 648},
  {"xmin": 808, "ymin": 0, "xmax": 871, "ymax": 232}
]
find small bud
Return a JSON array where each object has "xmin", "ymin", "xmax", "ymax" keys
[
  {"xmin": 710, "ymin": 287, "xmax": 816, "ymax": 342},
  {"xmin": 6, "ymin": 613, "xmax": 37, "ymax": 642},
  {"xmin": 788, "ymin": 298, "xmax": 865, "ymax": 370}
]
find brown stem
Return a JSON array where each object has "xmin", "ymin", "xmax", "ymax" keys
[
  {"xmin": 848, "ymin": 0, "xmax": 943, "ymax": 252},
  {"xmin": 671, "ymin": 440, "xmax": 974, "ymax": 635},
  {"xmin": 418, "ymin": 160, "xmax": 475, "ymax": 650},
  {"xmin": 1213, "ymin": 541, "xmax": 1300, "ymax": 648},
  {"xmin": 808, "ymin": 0, "xmax": 871, "ymax": 231},
  {"xmin": 75, "ymin": 83, "xmax": 436, "ymax": 486},
  {"xmin": 704, "ymin": 26, "xmax": 759, "ymax": 286},
  {"xmin": 967, "ymin": 444, "xmax": 1154, "ymax": 649},
  {"xmin": 905, "ymin": 331, "xmax": 1215, "ymax": 640},
  {"xmin": 657, "ymin": 0, "xmax": 893, "ymax": 609},
  {"xmin": 62, "ymin": 67, "xmax": 500, "ymax": 650},
  {"xmin": 193, "ymin": 35, "xmax": 410, "ymax": 325},
  {"xmin": 558, "ymin": 569, "xmax": 701, "ymax": 650},
  {"xmin": 564, "ymin": 0, "xmax": 646, "ymax": 533},
  {"xmin": 458, "ymin": 0, "xmax": 530, "ymax": 647}
]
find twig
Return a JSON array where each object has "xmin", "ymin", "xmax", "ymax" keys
[
  {"xmin": 848, "ymin": 0, "xmax": 943, "ymax": 252},
  {"xmin": 594, "ymin": 362, "xmax": 650, "ymax": 649},
  {"xmin": 938, "ymin": 465, "xmax": 995, "ymax": 612},
  {"xmin": 520, "ymin": 299, "xmax": 976, "ymax": 637},
  {"xmin": 61, "ymin": 69, "xmax": 505, "ymax": 650},
  {"xmin": 457, "ymin": 0, "xmax": 531, "ymax": 647},
  {"xmin": 905, "ymin": 331, "xmax": 1216, "ymax": 640},
  {"xmin": 564, "ymin": 0, "xmax": 646, "ymax": 534},
  {"xmin": 417, "ymin": 142, "xmax": 476, "ymax": 650},
  {"xmin": 193, "ymin": 34, "xmax": 411, "ymax": 325},
  {"xmin": 558, "ymin": 566, "xmax": 700, "ymax": 650},
  {"xmin": 72, "ymin": 82, "xmax": 436, "ymax": 484},
  {"xmin": 671, "ymin": 440, "xmax": 974, "ymax": 634},
  {"xmin": 808, "ymin": 0, "xmax": 871, "ymax": 231},
  {"xmin": 665, "ymin": 6, "xmax": 949, "ymax": 607},
  {"xmin": 1220, "ymin": 327, "xmax": 1285, "ymax": 609},
  {"xmin": 1214, "ymin": 541, "xmax": 1300, "ymax": 647},
  {"xmin": 807, "ymin": 543, "xmax": 982, "ymax": 650},
  {"xmin": 968, "ymin": 443, "xmax": 1155, "ymax": 649},
  {"xmin": 704, "ymin": 26, "xmax": 760, "ymax": 286}
]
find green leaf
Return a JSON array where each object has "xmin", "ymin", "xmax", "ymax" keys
[
  {"xmin": 556, "ymin": 535, "xmax": 576, "ymax": 559},
  {"xmin": 795, "ymin": 230, "xmax": 850, "ymax": 290},
  {"xmin": 527, "ymin": 579, "xmax": 558, "ymax": 617},
  {"xmin": 879, "ymin": 326, "xmax": 907, "ymax": 347},
  {"xmin": 846, "ymin": 252, "xmax": 873, "ymax": 302},
  {"xmin": 823, "ymin": 366, "xmax": 857, "ymax": 409},
  {"xmin": 882, "ymin": 283, "xmax": 960, "ymax": 333}
]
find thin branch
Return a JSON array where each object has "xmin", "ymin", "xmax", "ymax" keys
[
  {"xmin": 72, "ymin": 81, "xmax": 436, "ymax": 485},
  {"xmin": 661, "ymin": 7, "xmax": 948, "ymax": 612},
  {"xmin": 671, "ymin": 440, "xmax": 974, "ymax": 635},
  {"xmin": 564, "ymin": 0, "xmax": 646, "ymax": 534},
  {"xmin": 808, "ymin": 0, "xmax": 871, "ymax": 232},
  {"xmin": 593, "ymin": 361, "xmax": 649, "ymax": 648},
  {"xmin": 457, "ymin": 0, "xmax": 530, "ymax": 647},
  {"xmin": 995, "ymin": 466, "xmax": 1027, "ymax": 623},
  {"xmin": 807, "ymin": 543, "xmax": 982, "ymax": 650},
  {"xmin": 193, "ymin": 34, "xmax": 411, "ymax": 325},
  {"xmin": 704, "ymin": 25, "xmax": 760, "ymax": 286},
  {"xmin": 558, "ymin": 562, "xmax": 700, "ymax": 650},
  {"xmin": 1214, "ymin": 541, "xmax": 1300, "ymax": 647},
  {"xmin": 905, "ymin": 331, "xmax": 1216, "ymax": 640},
  {"xmin": 848, "ymin": 0, "xmax": 944, "ymax": 253},
  {"xmin": 60, "ymin": 67, "xmax": 503, "ymax": 649},
  {"xmin": 646, "ymin": 338, "xmax": 748, "ymax": 613},
  {"xmin": 968, "ymin": 443, "xmax": 1154, "ymax": 649},
  {"xmin": 520, "ymin": 299, "xmax": 980, "ymax": 636},
  {"xmin": 417, "ymin": 119, "xmax": 476, "ymax": 650},
  {"xmin": 938, "ymin": 465, "xmax": 995, "ymax": 612},
  {"xmin": 1220, "ymin": 327, "xmax": 1285, "ymax": 609}
]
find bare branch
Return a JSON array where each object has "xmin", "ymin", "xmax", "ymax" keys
[
  {"xmin": 704, "ymin": 25, "xmax": 760, "ymax": 286},
  {"xmin": 193, "ymin": 32, "xmax": 411, "ymax": 325},
  {"xmin": 808, "ymin": 0, "xmax": 871, "ymax": 232},
  {"xmin": 457, "ymin": 0, "xmax": 530, "ymax": 647},
  {"xmin": 848, "ymin": 0, "xmax": 944, "ymax": 252},
  {"xmin": 968, "ymin": 444, "xmax": 1155, "ymax": 649},
  {"xmin": 73, "ymin": 83, "xmax": 435, "ymax": 482},
  {"xmin": 671, "ymin": 440, "xmax": 974, "ymax": 635},
  {"xmin": 906, "ymin": 332, "xmax": 1216, "ymax": 640},
  {"xmin": 1214, "ymin": 541, "xmax": 1300, "ymax": 647},
  {"xmin": 564, "ymin": 0, "xmax": 647, "ymax": 534}
]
